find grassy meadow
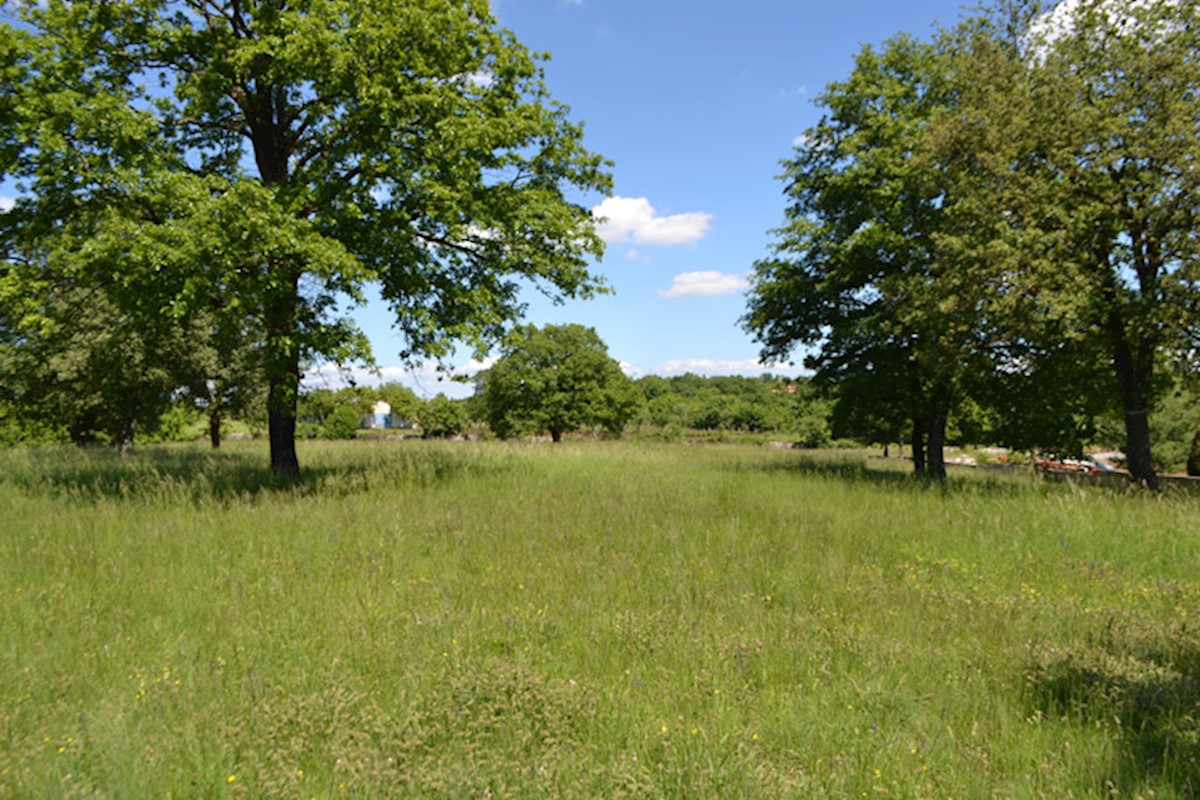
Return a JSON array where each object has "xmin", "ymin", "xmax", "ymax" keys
[{"xmin": 2, "ymin": 439, "xmax": 1199, "ymax": 798}]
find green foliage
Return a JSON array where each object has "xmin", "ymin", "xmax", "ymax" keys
[
  {"xmin": 748, "ymin": 0, "xmax": 1200, "ymax": 485},
  {"xmin": 744, "ymin": 35, "xmax": 966, "ymax": 476},
  {"xmin": 299, "ymin": 382, "xmax": 423, "ymax": 435},
  {"xmin": 376, "ymin": 382, "xmax": 422, "ymax": 427},
  {"xmin": 322, "ymin": 406, "xmax": 361, "ymax": 441},
  {"xmin": 1189, "ymin": 433, "xmax": 1200, "ymax": 478},
  {"xmin": 793, "ymin": 408, "xmax": 832, "ymax": 448},
  {"xmin": 416, "ymin": 394, "xmax": 468, "ymax": 439},
  {"xmin": 1150, "ymin": 386, "xmax": 1200, "ymax": 473},
  {"xmin": 0, "ymin": 287, "xmax": 196, "ymax": 450},
  {"xmin": 295, "ymin": 421, "xmax": 323, "ymax": 441},
  {"xmin": 482, "ymin": 324, "xmax": 638, "ymax": 441},
  {"xmin": 1, "ymin": 0, "xmax": 611, "ymax": 475},
  {"xmin": 929, "ymin": 0, "xmax": 1200, "ymax": 486},
  {"xmin": 0, "ymin": 397, "xmax": 65, "ymax": 447},
  {"xmin": 632, "ymin": 374, "xmax": 831, "ymax": 440},
  {"xmin": 143, "ymin": 403, "xmax": 202, "ymax": 445},
  {"xmin": 298, "ymin": 389, "xmax": 339, "ymax": 425}
]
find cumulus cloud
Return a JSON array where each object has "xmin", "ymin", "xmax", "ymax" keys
[
  {"xmin": 592, "ymin": 196, "xmax": 712, "ymax": 247},
  {"xmin": 654, "ymin": 358, "xmax": 801, "ymax": 377},
  {"xmin": 0, "ymin": 196, "xmax": 14, "ymax": 213},
  {"xmin": 456, "ymin": 356, "xmax": 498, "ymax": 376},
  {"xmin": 302, "ymin": 362, "xmax": 408, "ymax": 388},
  {"xmin": 618, "ymin": 361, "xmax": 645, "ymax": 379},
  {"xmin": 1026, "ymin": 0, "xmax": 1178, "ymax": 55},
  {"xmin": 658, "ymin": 270, "xmax": 749, "ymax": 299},
  {"xmin": 302, "ymin": 357, "xmax": 496, "ymax": 399}
]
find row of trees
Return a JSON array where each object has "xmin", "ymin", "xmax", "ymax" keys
[
  {"xmin": 475, "ymin": 324, "xmax": 835, "ymax": 444},
  {"xmin": 472, "ymin": 323, "xmax": 1200, "ymax": 470},
  {"xmin": 4, "ymin": 304, "xmax": 1198, "ymax": 470},
  {"xmin": 299, "ymin": 381, "xmax": 470, "ymax": 439},
  {"xmin": 4, "ymin": 0, "xmax": 1196, "ymax": 485},
  {"xmin": 1, "ymin": 0, "xmax": 610, "ymax": 475},
  {"xmin": 744, "ymin": 0, "xmax": 1200, "ymax": 488}
]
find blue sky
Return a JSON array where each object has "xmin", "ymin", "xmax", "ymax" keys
[{"xmin": 347, "ymin": 0, "xmax": 972, "ymax": 396}]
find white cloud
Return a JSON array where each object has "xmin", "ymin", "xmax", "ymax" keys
[
  {"xmin": 618, "ymin": 361, "xmax": 645, "ymax": 379},
  {"xmin": 592, "ymin": 196, "xmax": 713, "ymax": 246},
  {"xmin": 465, "ymin": 70, "xmax": 494, "ymax": 88},
  {"xmin": 1026, "ymin": 0, "xmax": 1178, "ymax": 56},
  {"xmin": 456, "ymin": 356, "xmax": 498, "ymax": 376},
  {"xmin": 303, "ymin": 358, "xmax": 495, "ymax": 399},
  {"xmin": 654, "ymin": 358, "xmax": 801, "ymax": 377},
  {"xmin": 302, "ymin": 362, "xmax": 409, "ymax": 388},
  {"xmin": 658, "ymin": 270, "xmax": 749, "ymax": 299},
  {"xmin": 0, "ymin": 197, "xmax": 14, "ymax": 213},
  {"xmin": 792, "ymin": 130, "xmax": 833, "ymax": 153}
]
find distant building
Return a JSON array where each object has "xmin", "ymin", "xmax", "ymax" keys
[{"xmin": 371, "ymin": 400, "xmax": 393, "ymax": 430}]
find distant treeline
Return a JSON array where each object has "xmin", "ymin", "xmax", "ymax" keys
[{"xmin": 8, "ymin": 372, "xmax": 1196, "ymax": 473}]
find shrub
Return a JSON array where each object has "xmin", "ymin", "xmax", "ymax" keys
[
  {"xmin": 417, "ymin": 395, "xmax": 468, "ymax": 439},
  {"xmin": 322, "ymin": 406, "xmax": 361, "ymax": 440},
  {"xmin": 295, "ymin": 421, "xmax": 323, "ymax": 440}
]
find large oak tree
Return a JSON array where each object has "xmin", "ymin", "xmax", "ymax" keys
[
  {"xmin": 480, "ymin": 323, "xmax": 637, "ymax": 442},
  {"xmin": 934, "ymin": 0, "xmax": 1200, "ymax": 488},
  {"xmin": 0, "ymin": 0, "xmax": 610, "ymax": 475},
  {"xmin": 743, "ymin": 36, "xmax": 971, "ymax": 477}
]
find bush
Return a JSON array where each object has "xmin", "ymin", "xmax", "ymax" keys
[
  {"xmin": 323, "ymin": 406, "xmax": 361, "ymax": 440},
  {"xmin": 417, "ymin": 395, "xmax": 467, "ymax": 439},
  {"xmin": 145, "ymin": 403, "xmax": 200, "ymax": 443},
  {"xmin": 295, "ymin": 421, "xmax": 323, "ymax": 440}
]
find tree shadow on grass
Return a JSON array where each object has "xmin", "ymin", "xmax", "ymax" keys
[
  {"xmin": 739, "ymin": 452, "xmax": 1048, "ymax": 498},
  {"xmin": 0, "ymin": 442, "xmax": 490, "ymax": 505},
  {"xmin": 1025, "ymin": 619, "xmax": 1200, "ymax": 795}
]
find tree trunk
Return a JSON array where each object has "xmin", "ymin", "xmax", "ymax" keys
[
  {"xmin": 115, "ymin": 416, "xmax": 136, "ymax": 457},
  {"xmin": 113, "ymin": 391, "xmax": 138, "ymax": 456},
  {"xmin": 926, "ymin": 412, "xmax": 947, "ymax": 479},
  {"xmin": 248, "ymin": 90, "xmax": 301, "ymax": 477},
  {"xmin": 209, "ymin": 406, "xmax": 222, "ymax": 449},
  {"xmin": 268, "ymin": 385, "xmax": 299, "ymax": 477},
  {"xmin": 265, "ymin": 275, "xmax": 302, "ymax": 478},
  {"xmin": 1097, "ymin": 235, "xmax": 1160, "ymax": 490},
  {"xmin": 550, "ymin": 428, "xmax": 562, "ymax": 443},
  {"xmin": 911, "ymin": 417, "xmax": 927, "ymax": 475},
  {"xmin": 1187, "ymin": 431, "xmax": 1200, "ymax": 477},
  {"xmin": 1122, "ymin": 407, "xmax": 1157, "ymax": 489},
  {"xmin": 1109, "ymin": 315, "xmax": 1159, "ymax": 490}
]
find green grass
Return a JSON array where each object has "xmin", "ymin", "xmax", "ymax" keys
[{"xmin": 1, "ymin": 440, "xmax": 1198, "ymax": 798}]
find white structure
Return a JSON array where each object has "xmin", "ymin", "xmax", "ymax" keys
[{"xmin": 371, "ymin": 400, "xmax": 393, "ymax": 430}]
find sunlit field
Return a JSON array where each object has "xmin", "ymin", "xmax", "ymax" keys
[{"xmin": 2, "ymin": 439, "xmax": 1199, "ymax": 798}]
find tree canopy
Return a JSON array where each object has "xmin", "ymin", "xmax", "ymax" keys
[
  {"xmin": 480, "ymin": 323, "xmax": 637, "ymax": 442},
  {"xmin": 743, "ymin": 35, "xmax": 969, "ymax": 476},
  {"xmin": 0, "ymin": 0, "xmax": 610, "ymax": 474},
  {"xmin": 930, "ymin": 0, "xmax": 1200, "ymax": 487},
  {"xmin": 747, "ymin": 0, "xmax": 1200, "ymax": 485}
]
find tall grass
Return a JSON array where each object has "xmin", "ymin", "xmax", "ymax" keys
[{"xmin": 1, "ymin": 440, "xmax": 1197, "ymax": 797}]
